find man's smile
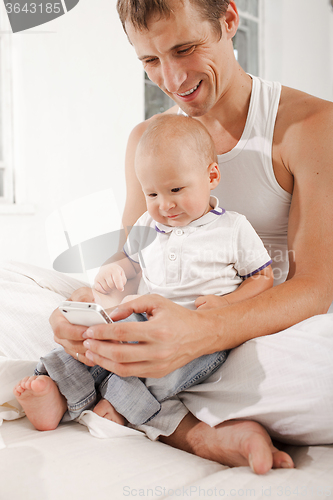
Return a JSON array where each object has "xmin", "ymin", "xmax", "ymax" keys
[{"xmin": 176, "ymin": 81, "xmax": 202, "ymax": 98}]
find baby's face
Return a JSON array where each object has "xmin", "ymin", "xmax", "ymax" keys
[{"xmin": 136, "ymin": 149, "xmax": 219, "ymax": 227}]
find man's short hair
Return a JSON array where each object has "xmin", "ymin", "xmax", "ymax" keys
[{"xmin": 116, "ymin": 0, "xmax": 231, "ymax": 39}]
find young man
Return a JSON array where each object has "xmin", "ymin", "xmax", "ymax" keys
[{"xmin": 51, "ymin": 0, "xmax": 333, "ymax": 474}]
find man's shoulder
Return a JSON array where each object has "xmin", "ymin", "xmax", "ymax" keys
[
  {"xmin": 274, "ymin": 86, "xmax": 333, "ymax": 170},
  {"xmin": 277, "ymin": 86, "xmax": 333, "ymax": 134}
]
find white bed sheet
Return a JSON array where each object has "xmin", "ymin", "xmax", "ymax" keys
[{"xmin": 1, "ymin": 413, "xmax": 332, "ymax": 500}]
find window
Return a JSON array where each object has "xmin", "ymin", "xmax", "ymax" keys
[
  {"xmin": 233, "ymin": 0, "xmax": 261, "ymax": 76},
  {"xmin": 145, "ymin": 73, "xmax": 174, "ymax": 120},
  {"xmin": 144, "ymin": 1, "xmax": 262, "ymax": 119},
  {"xmin": 0, "ymin": 13, "xmax": 14, "ymax": 203}
]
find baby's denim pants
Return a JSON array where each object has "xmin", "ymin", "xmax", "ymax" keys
[{"xmin": 35, "ymin": 313, "xmax": 228, "ymax": 425}]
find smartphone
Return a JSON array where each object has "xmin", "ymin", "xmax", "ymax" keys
[{"xmin": 58, "ymin": 301, "xmax": 113, "ymax": 326}]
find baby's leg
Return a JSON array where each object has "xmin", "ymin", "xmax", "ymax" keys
[
  {"xmin": 93, "ymin": 398, "xmax": 125, "ymax": 425},
  {"xmin": 13, "ymin": 375, "xmax": 67, "ymax": 431}
]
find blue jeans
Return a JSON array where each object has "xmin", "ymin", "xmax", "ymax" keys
[{"xmin": 35, "ymin": 313, "xmax": 228, "ymax": 425}]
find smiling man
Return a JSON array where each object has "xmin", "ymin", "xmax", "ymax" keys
[{"xmin": 51, "ymin": 0, "xmax": 333, "ymax": 474}]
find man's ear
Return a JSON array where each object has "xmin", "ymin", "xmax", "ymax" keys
[
  {"xmin": 208, "ymin": 162, "xmax": 221, "ymax": 189},
  {"xmin": 222, "ymin": 1, "xmax": 239, "ymax": 40}
]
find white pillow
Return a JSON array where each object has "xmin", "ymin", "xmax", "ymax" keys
[
  {"xmin": 0, "ymin": 357, "xmax": 36, "ymax": 408},
  {"xmin": 0, "ymin": 262, "xmax": 88, "ymax": 424},
  {"xmin": 180, "ymin": 313, "xmax": 333, "ymax": 446},
  {"xmin": 0, "ymin": 261, "xmax": 86, "ymax": 360}
]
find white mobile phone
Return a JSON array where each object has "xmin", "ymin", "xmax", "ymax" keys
[{"xmin": 58, "ymin": 301, "xmax": 113, "ymax": 326}]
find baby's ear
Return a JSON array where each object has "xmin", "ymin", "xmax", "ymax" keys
[{"xmin": 208, "ymin": 162, "xmax": 221, "ymax": 188}]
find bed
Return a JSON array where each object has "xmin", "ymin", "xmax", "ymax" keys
[{"xmin": 1, "ymin": 261, "xmax": 333, "ymax": 499}]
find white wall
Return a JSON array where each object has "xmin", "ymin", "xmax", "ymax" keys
[
  {"xmin": 0, "ymin": 0, "xmax": 144, "ymax": 270},
  {"xmin": 0, "ymin": 0, "xmax": 332, "ymax": 273},
  {"xmin": 263, "ymin": 0, "xmax": 333, "ymax": 100}
]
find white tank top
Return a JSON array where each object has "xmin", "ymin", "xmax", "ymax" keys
[{"xmin": 179, "ymin": 76, "xmax": 292, "ymax": 284}]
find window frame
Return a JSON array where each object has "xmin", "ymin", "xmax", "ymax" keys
[
  {"xmin": 234, "ymin": 0, "xmax": 263, "ymax": 77},
  {"xmin": 0, "ymin": 11, "xmax": 14, "ymax": 204}
]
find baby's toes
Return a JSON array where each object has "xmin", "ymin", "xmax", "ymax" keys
[
  {"xmin": 13, "ymin": 383, "xmax": 24, "ymax": 396},
  {"xmin": 22, "ymin": 375, "xmax": 38, "ymax": 391},
  {"xmin": 13, "ymin": 376, "xmax": 30, "ymax": 395}
]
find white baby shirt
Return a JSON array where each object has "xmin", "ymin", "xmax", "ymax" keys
[{"xmin": 124, "ymin": 196, "xmax": 272, "ymax": 310}]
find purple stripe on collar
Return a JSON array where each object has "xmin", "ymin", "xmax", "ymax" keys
[
  {"xmin": 240, "ymin": 260, "xmax": 273, "ymax": 279},
  {"xmin": 210, "ymin": 207, "xmax": 225, "ymax": 215},
  {"xmin": 155, "ymin": 225, "xmax": 166, "ymax": 234}
]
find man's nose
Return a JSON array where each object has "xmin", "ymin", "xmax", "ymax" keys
[{"xmin": 161, "ymin": 60, "xmax": 187, "ymax": 94}]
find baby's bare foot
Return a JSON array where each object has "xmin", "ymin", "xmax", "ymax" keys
[
  {"xmin": 93, "ymin": 398, "xmax": 125, "ymax": 425},
  {"xmin": 13, "ymin": 375, "xmax": 67, "ymax": 431}
]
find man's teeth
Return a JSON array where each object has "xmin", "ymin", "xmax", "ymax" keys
[{"xmin": 178, "ymin": 83, "xmax": 200, "ymax": 96}]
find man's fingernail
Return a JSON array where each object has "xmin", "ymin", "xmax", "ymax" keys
[
  {"xmin": 281, "ymin": 461, "xmax": 294, "ymax": 469},
  {"xmin": 85, "ymin": 351, "xmax": 94, "ymax": 361},
  {"xmin": 83, "ymin": 328, "xmax": 94, "ymax": 339},
  {"xmin": 248, "ymin": 454, "xmax": 255, "ymax": 473},
  {"xmin": 83, "ymin": 340, "xmax": 90, "ymax": 349}
]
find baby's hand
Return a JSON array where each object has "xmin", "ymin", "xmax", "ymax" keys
[
  {"xmin": 195, "ymin": 295, "xmax": 229, "ymax": 310},
  {"xmin": 70, "ymin": 287, "xmax": 96, "ymax": 303},
  {"xmin": 94, "ymin": 263, "xmax": 127, "ymax": 294}
]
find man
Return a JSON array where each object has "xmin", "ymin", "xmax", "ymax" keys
[{"xmin": 51, "ymin": 0, "xmax": 333, "ymax": 474}]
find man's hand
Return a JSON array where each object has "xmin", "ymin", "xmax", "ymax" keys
[
  {"xmin": 50, "ymin": 306, "xmax": 95, "ymax": 367},
  {"xmin": 50, "ymin": 286, "xmax": 105, "ymax": 366},
  {"xmin": 81, "ymin": 294, "xmax": 214, "ymax": 378}
]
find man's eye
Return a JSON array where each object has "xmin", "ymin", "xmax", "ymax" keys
[
  {"xmin": 143, "ymin": 57, "xmax": 158, "ymax": 65},
  {"xmin": 171, "ymin": 187, "xmax": 183, "ymax": 193},
  {"xmin": 177, "ymin": 46, "xmax": 195, "ymax": 55}
]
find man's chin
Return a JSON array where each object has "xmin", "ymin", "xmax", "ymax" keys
[{"xmin": 175, "ymin": 100, "xmax": 211, "ymax": 118}]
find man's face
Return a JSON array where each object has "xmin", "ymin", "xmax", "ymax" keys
[{"xmin": 126, "ymin": 1, "xmax": 235, "ymax": 117}]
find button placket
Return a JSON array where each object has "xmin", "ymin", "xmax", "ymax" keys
[{"xmin": 165, "ymin": 230, "xmax": 185, "ymax": 284}]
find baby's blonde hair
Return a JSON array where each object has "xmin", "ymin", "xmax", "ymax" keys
[{"xmin": 136, "ymin": 114, "xmax": 218, "ymax": 169}]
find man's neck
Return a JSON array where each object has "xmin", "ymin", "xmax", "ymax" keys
[{"xmin": 197, "ymin": 68, "xmax": 252, "ymax": 156}]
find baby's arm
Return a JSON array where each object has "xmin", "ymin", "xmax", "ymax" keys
[
  {"xmin": 195, "ymin": 265, "xmax": 274, "ymax": 310},
  {"xmin": 94, "ymin": 251, "xmax": 141, "ymax": 294},
  {"xmin": 221, "ymin": 264, "xmax": 274, "ymax": 305}
]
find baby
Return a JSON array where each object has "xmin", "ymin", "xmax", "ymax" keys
[{"xmin": 14, "ymin": 115, "xmax": 273, "ymax": 432}]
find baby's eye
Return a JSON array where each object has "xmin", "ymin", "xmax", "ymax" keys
[
  {"xmin": 171, "ymin": 187, "xmax": 183, "ymax": 193},
  {"xmin": 147, "ymin": 193, "xmax": 157, "ymax": 198}
]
